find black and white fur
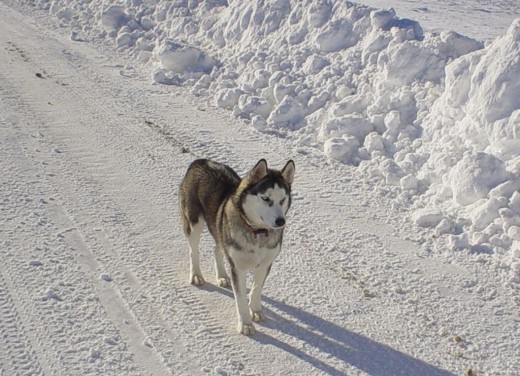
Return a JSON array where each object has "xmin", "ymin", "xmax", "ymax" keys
[{"xmin": 179, "ymin": 158, "xmax": 295, "ymax": 335}]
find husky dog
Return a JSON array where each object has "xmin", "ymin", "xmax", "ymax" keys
[{"xmin": 179, "ymin": 158, "xmax": 295, "ymax": 335}]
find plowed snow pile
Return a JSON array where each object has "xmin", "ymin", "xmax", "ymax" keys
[{"xmin": 30, "ymin": 0, "xmax": 520, "ymax": 283}]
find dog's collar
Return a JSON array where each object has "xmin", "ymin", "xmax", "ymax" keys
[
  {"xmin": 250, "ymin": 227, "xmax": 269, "ymax": 238},
  {"xmin": 240, "ymin": 214, "xmax": 269, "ymax": 238}
]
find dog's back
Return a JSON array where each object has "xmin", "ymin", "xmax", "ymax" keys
[{"xmin": 179, "ymin": 159, "xmax": 240, "ymax": 237}]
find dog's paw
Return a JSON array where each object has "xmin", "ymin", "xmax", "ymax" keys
[
  {"xmin": 251, "ymin": 310, "xmax": 265, "ymax": 323},
  {"xmin": 216, "ymin": 277, "xmax": 231, "ymax": 288},
  {"xmin": 190, "ymin": 275, "xmax": 205, "ymax": 286},
  {"xmin": 238, "ymin": 323, "xmax": 256, "ymax": 335}
]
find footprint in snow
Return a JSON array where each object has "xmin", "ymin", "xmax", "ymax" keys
[
  {"xmin": 43, "ymin": 288, "xmax": 62, "ymax": 301},
  {"xmin": 28, "ymin": 260, "xmax": 43, "ymax": 267}
]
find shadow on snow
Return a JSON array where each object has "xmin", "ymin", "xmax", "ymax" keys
[
  {"xmin": 258, "ymin": 295, "xmax": 453, "ymax": 376},
  {"xmin": 203, "ymin": 285, "xmax": 453, "ymax": 375}
]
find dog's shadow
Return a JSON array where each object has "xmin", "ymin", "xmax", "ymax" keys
[{"xmin": 203, "ymin": 285, "xmax": 453, "ymax": 375}]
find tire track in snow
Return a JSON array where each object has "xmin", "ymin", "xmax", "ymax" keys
[
  {"xmin": 0, "ymin": 81, "xmax": 145, "ymax": 375},
  {"xmin": 36, "ymin": 64, "xmax": 263, "ymax": 376},
  {"xmin": 0, "ymin": 73, "xmax": 71, "ymax": 376},
  {"xmin": 0, "ymin": 14, "xmax": 263, "ymax": 373},
  {"xmin": 49, "ymin": 204, "xmax": 176, "ymax": 376},
  {"xmin": 43, "ymin": 150, "xmax": 203, "ymax": 375},
  {"xmin": 0, "ymin": 27, "xmax": 164, "ymax": 375},
  {"xmin": 0, "ymin": 274, "xmax": 43, "ymax": 376}
]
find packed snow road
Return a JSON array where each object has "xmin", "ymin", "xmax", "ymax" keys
[{"xmin": 0, "ymin": 3, "xmax": 518, "ymax": 375}]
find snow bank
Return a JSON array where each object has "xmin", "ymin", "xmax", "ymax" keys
[
  {"xmin": 32, "ymin": 0, "xmax": 520, "ymax": 282},
  {"xmin": 414, "ymin": 19, "xmax": 520, "ymax": 270}
]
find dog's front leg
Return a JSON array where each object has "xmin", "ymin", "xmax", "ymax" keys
[
  {"xmin": 230, "ymin": 266, "xmax": 255, "ymax": 335},
  {"xmin": 249, "ymin": 264, "xmax": 271, "ymax": 322}
]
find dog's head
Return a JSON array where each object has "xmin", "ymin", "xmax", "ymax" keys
[{"xmin": 239, "ymin": 159, "xmax": 295, "ymax": 230}]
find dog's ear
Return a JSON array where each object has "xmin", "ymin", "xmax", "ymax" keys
[
  {"xmin": 281, "ymin": 160, "xmax": 295, "ymax": 185},
  {"xmin": 249, "ymin": 159, "xmax": 268, "ymax": 183}
]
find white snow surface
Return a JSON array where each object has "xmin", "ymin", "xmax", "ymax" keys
[
  {"xmin": 1, "ymin": 0, "xmax": 520, "ymax": 375},
  {"xmin": 22, "ymin": 0, "xmax": 520, "ymax": 284}
]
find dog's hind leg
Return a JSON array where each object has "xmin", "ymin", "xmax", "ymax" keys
[
  {"xmin": 214, "ymin": 247, "xmax": 230, "ymax": 287},
  {"xmin": 187, "ymin": 218, "xmax": 204, "ymax": 286},
  {"xmin": 249, "ymin": 264, "xmax": 271, "ymax": 322}
]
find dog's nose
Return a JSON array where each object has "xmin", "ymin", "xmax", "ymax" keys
[{"xmin": 275, "ymin": 217, "xmax": 285, "ymax": 227}]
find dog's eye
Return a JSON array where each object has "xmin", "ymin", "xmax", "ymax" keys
[
  {"xmin": 280, "ymin": 198, "xmax": 286, "ymax": 205},
  {"xmin": 261, "ymin": 196, "xmax": 270, "ymax": 202}
]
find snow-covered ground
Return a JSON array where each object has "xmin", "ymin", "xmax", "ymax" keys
[
  {"xmin": 357, "ymin": 0, "xmax": 519, "ymax": 42},
  {"xmin": 1, "ymin": 0, "xmax": 519, "ymax": 375}
]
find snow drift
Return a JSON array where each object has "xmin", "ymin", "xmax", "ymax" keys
[{"xmin": 32, "ymin": 0, "xmax": 520, "ymax": 283}]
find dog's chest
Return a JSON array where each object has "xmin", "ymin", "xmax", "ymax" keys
[{"xmin": 228, "ymin": 241, "xmax": 280, "ymax": 270}]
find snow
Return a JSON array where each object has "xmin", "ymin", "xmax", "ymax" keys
[
  {"xmin": 100, "ymin": 5, "xmax": 129, "ymax": 32},
  {"xmin": 1, "ymin": 0, "xmax": 520, "ymax": 374}
]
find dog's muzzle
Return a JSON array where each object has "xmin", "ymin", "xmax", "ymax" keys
[{"xmin": 275, "ymin": 217, "xmax": 285, "ymax": 227}]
